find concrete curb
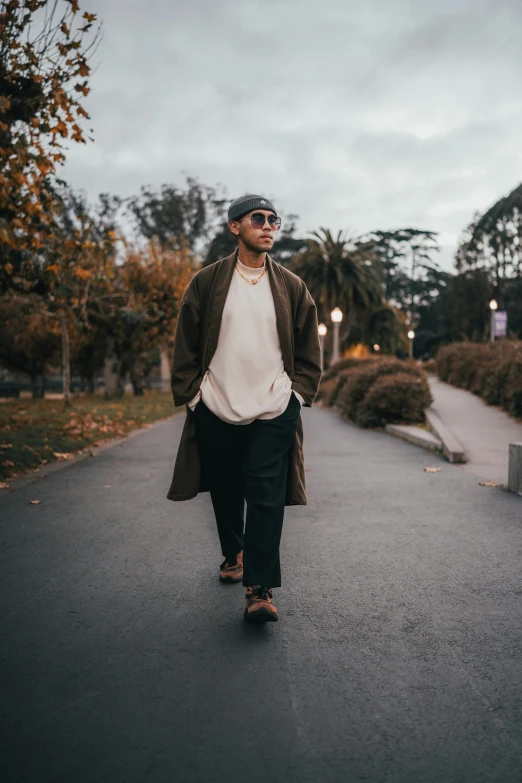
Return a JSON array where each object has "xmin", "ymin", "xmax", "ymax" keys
[
  {"xmin": 385, "ymin": 424, "xmax": 443, "ymax": 453},
  {"xmin": 425, "ymin": 408, "xmax": 467, "ymax": 464},
  {"xmin": 0, "ymin": 413, "xmax": 181, "ymax": 497},
  {"xmin": 508, "ymin": 443, "xmax": 522, "ymax": 496}
]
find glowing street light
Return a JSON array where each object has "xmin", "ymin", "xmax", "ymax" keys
[
  {"xmin": 330, "ymin": 308, "xmax": 343, "ymax": 364},
  {"xmin": 318, "ymin": 323, "xmax": 327, "ymax": 371},
  {"xmin": 407, "ymin": 330, "xmax": 415, "ymax": 359},
  {"xmin": 490, "ymin": 299, "xmax": 498, "ymax": 343},
  {"xmin": 373, "ymin": 344, "xmax": 380, "ymax": 352}
]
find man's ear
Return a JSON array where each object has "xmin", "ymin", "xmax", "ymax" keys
[{"xmin": 228, "ymin": 220, "xmax": 240, "ymax": 237}]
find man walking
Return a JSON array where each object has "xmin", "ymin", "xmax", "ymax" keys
[{"xmin": 167, "ymin": 194, "xmax": 321, "ymax": 623}]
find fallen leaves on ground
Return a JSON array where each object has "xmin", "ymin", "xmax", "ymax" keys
[
  {"xmin": 0, "ymin": 392, "xmax": 177, "ymax": 481},
  {"xmin": 62, "ymin": 412, "xmax": 127, "ymax": 439},
  {"xmin": 29, "ymin": 500, "xmax": 41, "ymax": 505},
  {"xmin": 479, "ymin": 481, "xmax": 498, "ymax": 487},
  {"xmin": 0, "ymin": 481, "xmax": 9, "ymax": 489},
  {"xmin": 424, "ymin": 467, "xmax": 442, "ymax": 473}
]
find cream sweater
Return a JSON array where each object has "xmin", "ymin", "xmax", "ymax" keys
[{"xmin": 188, "ymin": 258, "xmax": 303, "ymax": 424}]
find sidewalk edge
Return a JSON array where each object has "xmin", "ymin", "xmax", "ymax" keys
[
  {"xmin": 385, "ymin": 424, "xmax": 443, "ymax": 454},
  {"xmin": 425, "ymin": 408, "xmax": 467, "ymax": 464}
]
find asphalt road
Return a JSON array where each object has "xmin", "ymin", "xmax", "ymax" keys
[{"xmin": 1, "ymin": 407, "xmax": 522, "ymax": 783}]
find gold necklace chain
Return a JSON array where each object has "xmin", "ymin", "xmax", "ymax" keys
[{"xmin": 235, "ymin": 264, "xmax": 266, "ymax": 286}]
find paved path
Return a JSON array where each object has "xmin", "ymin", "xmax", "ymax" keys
[
  {"xmin": 1, "ymin": 408, "xmax": 522, "ymax": 783},
  {"xmin": 429, "ymin": 375, "xmax": 522, "ymax": 484}
]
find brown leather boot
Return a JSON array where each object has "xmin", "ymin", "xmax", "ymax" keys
[
  {"xmin": 218, "ymin": 551, "xmax": 243, "ymax": 583},
  {"xmin": 244, "ymin": 585, "xmax": 278, "ymax": 622}
]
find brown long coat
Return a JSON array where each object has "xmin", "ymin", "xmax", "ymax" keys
[{"xmin": 167, "ymin": 249, "xmax": 322, "ymax": 505}]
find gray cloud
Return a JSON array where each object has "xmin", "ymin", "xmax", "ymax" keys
[{"xmin": 62, "ymin": 0, "xmax": 522, "ymax": 267}]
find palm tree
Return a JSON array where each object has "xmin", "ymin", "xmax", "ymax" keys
[{"xmin": 290, "ymin": 228, "xmax": 383, "ymax": 335}]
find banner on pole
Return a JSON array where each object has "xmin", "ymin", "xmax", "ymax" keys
[{"xmin": 494, "ymin": 311, "xmax": 507, "ymax": 337}]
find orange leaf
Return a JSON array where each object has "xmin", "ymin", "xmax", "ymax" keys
[{"xmin": 74, "ymin": 267, "xmax": 92, "ymax": 280}]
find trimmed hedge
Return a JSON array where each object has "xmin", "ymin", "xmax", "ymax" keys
[
  {"xmin": 337, "ymin": 359, "xmax": 427, "ymax": 421},
  {"xmin": 316, "ymin": 356, "xmax": 432, "ymax": 428},
  {"xmin": 315, "ymin": 376, "xmax": 340, "ymax": 406},
  {"xmin": 356, "ymin": 372, "xmax": 432, "ymax": 428},
  {"xmin": 436, "ymin": 341, "xmax": 522, "ymax": 418},
  {"xmin": 321, "ymin": 356, "xmax": 378, "ymax": 382}
]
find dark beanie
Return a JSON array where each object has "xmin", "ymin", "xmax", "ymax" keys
[{"xmin": 228, "ymin": 194, "xmax": 277, "ymax": 222}]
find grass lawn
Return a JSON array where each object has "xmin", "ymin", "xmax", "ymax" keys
[{"xmin": 0, "ymin": 391, "xmax": 181, "ymax": 483}]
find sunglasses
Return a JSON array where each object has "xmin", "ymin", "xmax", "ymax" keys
[{"xmin": 248, "ymin": 212, "xmax": 282, "ymax": 231}]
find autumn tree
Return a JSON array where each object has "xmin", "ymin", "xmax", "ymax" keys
[
  {"xmin": 0, "ymin": 291, "xmax": 60, "ymax": 395},
  {"xmin": 0, "ymin": 0, "xmax": 100, "ymax": 291},
  {"xmin": 110, "ymin": 240, "xmax": 195, "ymax": 396},
  {"xmin": 30, "ymin": 184, "xmax": 119, "ymax": 404}
]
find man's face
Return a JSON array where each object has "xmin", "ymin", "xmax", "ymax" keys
[{"xmin": 229, "ymin": 209, "xmax": 279, "ymax": 253}]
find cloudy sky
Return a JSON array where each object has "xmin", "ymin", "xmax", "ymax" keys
[{"xmin": 62, "ymin": 0, "xmax": 522, "ymax": 268}]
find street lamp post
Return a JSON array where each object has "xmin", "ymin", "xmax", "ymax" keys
[
  {"xmin": 489, "ymin": 299, "xmax": 498, "ymax": 343},
  {"xmin": 318, "ymin": 323, "xmax": 327, "ymax": 371},
  {"xmin": 330, "ymin": 308, "xmax": 343, "ymax": 365},
  {"xmin": 407, "ymin": 330, "xmax": 415, "ymax": 360}
]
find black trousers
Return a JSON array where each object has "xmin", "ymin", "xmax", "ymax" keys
[{"xmin": 193, "ymin": 393, "xmax": 301, "ymax": 588}]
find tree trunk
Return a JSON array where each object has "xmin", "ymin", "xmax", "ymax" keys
[
  {"xmin": 60, "ymin": 313, "xmax": 71, "ymax": 407},
  {"xmin": 85, "ymin": 373, "xmax": 95, "ymax": 396},
  {"xmin": 159, "ymin": 345, "xmax": 171, "ymax": 392},
  {"xmin": 104, "ymin": 338, "xmax": 124, "ymax": 399},
  {"xmin": 130, "ymin": 358, "xmax": 145, "ymax": 396},
  {"xmin": 30, "ymin": 373, "xmax": 45, "ymax": 399}
]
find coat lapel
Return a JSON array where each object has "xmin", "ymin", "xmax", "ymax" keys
[
  {"xmin": 204, "ymin": 249, "xmax": 294, "ymax": 376},
  {"xmin": 203, "ymin": 250, "xmax": 237, "ymax": 370},
  {"xmin": 267, "ymin": 255, "xmax": 294, "ymax": 375}
]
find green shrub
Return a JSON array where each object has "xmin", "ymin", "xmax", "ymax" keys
[
  {"xmin": 479, "ymin": 347, "xmax": 514, "ymax": 405},
  {"xmin": 508, "ymin": 382, "xmax": 522, "ymax": 418},
  {"xmin": 338, "ymin": 359, "xmax": 425, "ymax": 420},
  {"xmin": 356, "ymin": 372, "xmax": 433, "ymax": 428},
  {"xmin": 504, "ymin": 348, "xmax": 522, "ymax": 417},
  {"xmin": 328, "ymin": 371, "xmax": 350, "ymax": 407},
  {"xmin": 321, "ymin": 356, "xmax": 377, "ymax": 382},
  {"xmin": 315, "ymin": 377, "xmax": 338, "ymax": 404},
  {"xmin": 436, "ymin": 342, "xmax": 492, "ymax": 390},
  {"xmin": 316, "ymin": 371, "xmax": 353, "ymax": 407},
  {"xmin": 435, "ymin": 340, "xmax": 522, "ymax": 418}
]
